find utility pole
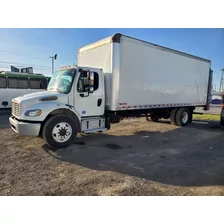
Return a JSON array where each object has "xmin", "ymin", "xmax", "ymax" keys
[
  {"xmin": 219, "ymin": 68, "xmax": 224, "ymax": 92},
  {"xmin": 49, "ymin": 54, "xmax": 57, "ymax": 75}
]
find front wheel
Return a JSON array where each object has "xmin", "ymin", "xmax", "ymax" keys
[{"xmin": 42, "ymin": 114, "xmax": 78, "ymax": 149}]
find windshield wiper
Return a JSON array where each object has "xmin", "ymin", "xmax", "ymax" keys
[{"xmin": 49, "ymin": 87, "xmax": 62, "ymax": 93}]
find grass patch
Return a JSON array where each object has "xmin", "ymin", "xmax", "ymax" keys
[{"xmin": 193, "ymin": 114, "xmax": 220, "ymax": 121}]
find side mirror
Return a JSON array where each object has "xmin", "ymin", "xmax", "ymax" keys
[{"xmin": 89, "ymin": 72, "xmax": 94, "ymax": 93}]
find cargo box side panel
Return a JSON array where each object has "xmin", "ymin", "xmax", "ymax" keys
[
  {"xmin": 78, "ymin": 42, "xmax": 113, "ymax": 109},
  {"xmin": 119, "ymin": 36, "xmax": 210, "ymax": 109}
]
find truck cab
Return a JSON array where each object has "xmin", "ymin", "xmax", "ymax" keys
[{"xmin": 9, "ymin": 66, "xmax": 110, "ymax": 148}]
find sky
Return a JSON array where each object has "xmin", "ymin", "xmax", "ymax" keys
[{"xmin": 0, "ymin": 28, "xmax": 223, "ymax": 90}]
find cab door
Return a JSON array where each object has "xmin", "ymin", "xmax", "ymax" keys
[{"xmin": 74, "ymin": 68, "xmax": 104, "ymax": 117}]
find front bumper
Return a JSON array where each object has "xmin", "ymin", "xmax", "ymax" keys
[{"xmin": 9, "ymin": 116, "xmax": 41, "ymax": 136}]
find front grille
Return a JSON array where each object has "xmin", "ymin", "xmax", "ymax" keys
[{"xmin": 12, "ymin": 101, "xmax": 20, "ymax": 117}]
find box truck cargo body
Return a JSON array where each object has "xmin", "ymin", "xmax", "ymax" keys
[
  {"xmin": 78, "ymin": 34, "xmax": 212, "ymax": 112},
  {"xmin": 9, "ymin": 33, "xmax": 213, "ymax": 148}
]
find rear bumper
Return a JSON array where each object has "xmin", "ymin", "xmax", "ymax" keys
[{"xmin": 9, "ymin": 116, "xmax": 41, "ymax": 136}]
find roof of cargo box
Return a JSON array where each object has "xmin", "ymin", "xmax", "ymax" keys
[{"xmin": 78, "ymin": 33, "xmax": 211, "ymax": 63}]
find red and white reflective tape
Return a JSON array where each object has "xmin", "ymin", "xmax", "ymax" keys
[{"xmin": 119, "ymin": 102, "xmax": 206, "ymax": 110}]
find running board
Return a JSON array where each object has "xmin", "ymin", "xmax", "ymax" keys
[{"xmin": 82, "ymin": 128, "xmax": 107, "ymax": 134}]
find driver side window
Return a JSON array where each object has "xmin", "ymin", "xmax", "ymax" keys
[{"xmin": 77, "ymin": 71, "xmax": 89, "ymax": 93}]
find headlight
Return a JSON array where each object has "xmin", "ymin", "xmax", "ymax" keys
[{"xmin": 25, "ymin": 109, "xmax": 42, "ymax": 117}]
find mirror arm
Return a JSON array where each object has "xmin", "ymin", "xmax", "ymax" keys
[{"xmin": 89, "ymin": 71, "xmax": 95, "ymax": 94}]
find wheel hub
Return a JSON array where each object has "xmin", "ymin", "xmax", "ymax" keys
[
  {"xmin": 52, "ymin": 122, "xmax": 72, "ymax": 143},
  {"xmin": 59, "ymin": 128, "xmax": 67, "ymax": 136},
  {"xmin": 182, "ymin": 111, "xmax": 189, "ymax": 124}
]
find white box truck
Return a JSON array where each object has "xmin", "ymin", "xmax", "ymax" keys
[{"xmin": 9, "ymin": 33, "xmax": 213, "ymax": 148}]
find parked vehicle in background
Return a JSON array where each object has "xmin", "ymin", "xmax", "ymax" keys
[
  {"xmin": 220, "ymin": 106, "xmax": 224, "ymax": 127},
  {"xmin": 9, "ymin": 33, "xmax": 213, "ymax": 148},
  {"xmin": 0, "ymin": 71, "xmax": 51, "ymax": 109},
  {"xmin": 219, "ymin": 94, "xmax": 224, "ymax": 128}
]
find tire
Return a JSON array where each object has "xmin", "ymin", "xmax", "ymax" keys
[
  {"xmin": 42, "ymin": 114, "xmax": 78, "ymax": 149},
  {"xmin": 175, "ymin": 108, "xmax": 190, "ymax": 127},
  {"xmin": 151, "ymin": 114, "xmax": 160, "ymax": 122},
  {"xmin": 188, "ymin": 110, "xmax": 193, "ymax": 124},
  {"xmin": 170, "ymin": 108, "xmax": 178, "ymax": 125}
]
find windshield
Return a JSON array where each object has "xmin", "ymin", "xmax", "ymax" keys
[{"xmin": 48, "ymin": 68, "xmax": 76, "ymax": 94}]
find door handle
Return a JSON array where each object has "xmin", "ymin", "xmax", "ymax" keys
[
  {"xmin": 97, "ymin": 99, "xmax": 102, "ymax": 107},
  {"xmin": 80, "ymin": 92, "xmax": 89, "ymax": 97}
]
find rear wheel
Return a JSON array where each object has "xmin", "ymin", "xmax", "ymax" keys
[
  {"xmin": 42, "ymin": 114, "xmax": 78, "ymax": 149},
  {"xmin": 188, "ymin": 111, "xmax": 193, "ymax": 124},
  {"xmin": 175, "ymin": 108, "xmax": 191, "ymax": 127},
  {"xmin": 170, "ymin": 108, "xmax": 178, "ymax": 125}
]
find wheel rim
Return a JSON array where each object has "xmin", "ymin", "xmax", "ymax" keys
[
  {"xmin": 52, "ymin": 122, "xmax": 72, "ymax": 143},
  {"xmin": 182, "ymin": 111, "xmax": 189, "ymax": 124}
]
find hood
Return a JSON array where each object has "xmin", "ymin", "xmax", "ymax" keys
[
  {"xmin": 13, "ymin": 91, "xmax": 68, "ymax": 104},
  {"xmin": 13, "ymin": 91, "xmax": 69, "ymax": 116},
  {"xmin": 11, "ymin": 91, "xmax": 70, "ymax": 120}
]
